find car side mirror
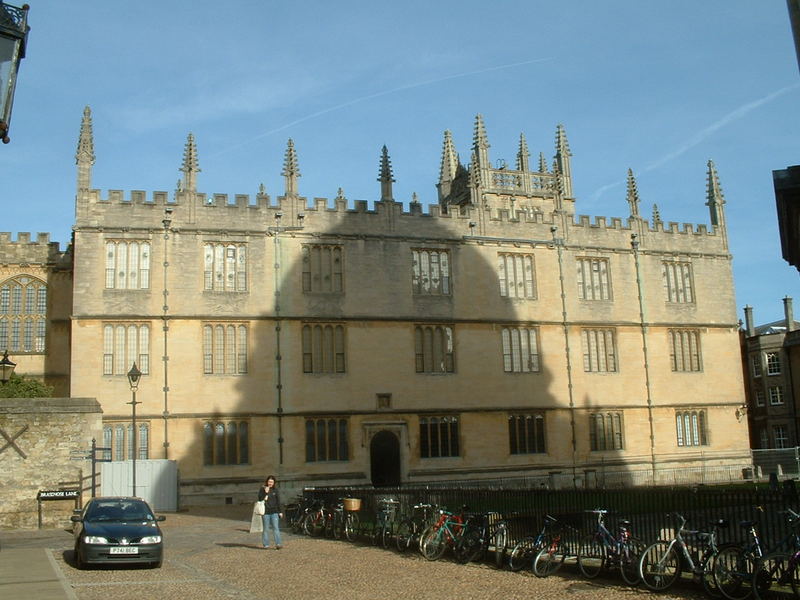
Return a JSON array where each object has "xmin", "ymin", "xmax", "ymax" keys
[
  {"xmin": 70, "ymin": 515, "xmax": 82, "ymax": 523},
  {"xmin": 156, "ymin": 515, "xmax": 166, "ymax": 522}
]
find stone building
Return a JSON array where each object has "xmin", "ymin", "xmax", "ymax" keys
[
  {"xmin": 742, "ymin": 298, "xmax": 800, "ymax": 449},
  {"xmin": 9, "ymin": 108, "xmax": 753, "ymax": 503}
]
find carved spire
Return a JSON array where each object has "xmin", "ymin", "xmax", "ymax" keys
[
  {"xmin": 439, "ymin": 130, "xmax": 458, "ymax": 185},
  {"xmin": 281, "ymin": 138, "xmax": 300, "ymax": 197},
  {"xmin": 378, "ymin": 145, "xmax": 395, "ymax": 201},
  {"xmin": 179, "ymin": 133, "xmax": 200, "ymax": 193},
  {"xmin": 652, "ymin": 203, "xmax": 662, "ymax": 228},
  {"xmin": 626, "ymin": 168, "xmax": 640, "ymax": 217},
  {"xmin": 535, "ymin": 152, "xmax": 546, "ymax": 173},
  {"xmin": 76, "ymin": 106, "xmax": 95, "ymax": 191},
  {"xmin": 705, "ymin": 159, "xmax": 726, "ymax": 228},
  {"xmin": 554, "ymin": 124, "xmax": 573, "ymax": 197},
  {"xmin": 516, "ymin": 133, "xmax": 530, "ymax": 172},
  {"xmin": 472, "ymin": 114, "xmax": 490, "ymax": 169}
]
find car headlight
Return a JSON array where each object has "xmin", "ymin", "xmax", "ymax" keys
[
  {"xmin": 83, "ymin": 535, "xmax": 108, "ymax": 544},
  {"xmin": 139, "ymin": 535, "xmax": 162, "ymax": 544}
]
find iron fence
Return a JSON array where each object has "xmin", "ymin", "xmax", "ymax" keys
[{"xmin": 303, "ymin": 482, "xmax": 800, "ymax": 552}]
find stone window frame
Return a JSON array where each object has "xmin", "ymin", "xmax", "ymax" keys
[
  {"xmin": 202, "ymin": 322, "xmax": 248, "ymax": 375},
  {"xmin": 105, "ymin": 239, "xmax": 151, "ymax": 290},
  {"xmin": 305, "ymin": 417, "xmax": 349, "ymax": 462},
  {"xmin": 576, "ymin": 256, "xmax": 612, "ymax": 301},
  {"xmin": 203, "ymin": 420, "xmax": 249, "ymax": 465},
  {"xmin": 0, "ymin": 275, "xmax": 47, "ymax": 354},
  {"xmin": 498, "ymin": 252, "xmax": 536, "ymax": 299}
]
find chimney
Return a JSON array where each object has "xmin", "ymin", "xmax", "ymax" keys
[
  {"xmin": 744, "ymin": 305, "xmax": 755, "ymax": 337},
  {"xmin": 784, "ymin": 296, "xmax": 796, "ymax": 332}
]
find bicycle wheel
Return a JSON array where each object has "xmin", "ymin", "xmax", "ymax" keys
[
  {"xmin": 704, "ymin": 549, "xmax": 725, "ymax": 599},
  {"xmin": 381, "ymin": 523, "xmax": 393, "ymax": 549},
  {"xmin": 333, "ymin": 512, "xmax": 343, "ymax": 540},
  {"xmin": 421, "ymin": 526, "xmax": 447, "ymax": 561},
  {"xmin": 577, "ymin": 534, "xmax": 606, "ymax": 579},
  {"xmin": 493, "ymin": 524, "xmax": 508, "ymax": 569},
  {"xmin": 533, "ymin": 541, "xmax": 566, "ymax": 577},
  {"xmin": 455, "ymin": 528, "xmax": 483, "ymax": 564},
  {"xmin": 619, "ymin": 538, "xmax": 646, "ymax": 586},
  {"xmin": 753, "ymin": 553, "xmax": 792, "ymax": 600},
  {"xmin": 395, "ymin": 519, "xmax": 414, "ymax": 552},
  {"xmin": 309, "ymin": 511, "xmax": 325, "ymax": 537},
  {"xmin": 344, "ymin": 512, "xmax": 360, "ymax": 542},
  {"xmin": 714, "ymin": 544, "xmax": 753, "ymax": 600},
  {"xmin": 508, "ymin": 536, "xmax": 540, "ymax": 572},
  {"xmin": 639, "ymin": 541, "xmax": 681, "ymax": 592}
]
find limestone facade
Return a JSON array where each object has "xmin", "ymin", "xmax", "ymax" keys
[
  {"xmin": 0, "ymin": 398, "xmax": 102, "ymax": 528},
  {"xmin": 12, "ymin": 109, "xmax": 754, "ymax": 503}
]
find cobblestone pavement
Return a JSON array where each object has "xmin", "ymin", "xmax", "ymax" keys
[{"xmin": 6, "ymin": 506, "xmax": 709, "ymax": 600}]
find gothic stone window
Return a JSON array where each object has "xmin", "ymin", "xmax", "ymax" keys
[
  {"xmin": 581, "ymin": 328, "xmax": 617, "ymax": 372},
  {"xmin": 766, "ymin": 352, "xmax": 782, "ymax": 376},
  {"xmin": 419, "ymin": 415, "xmax": 460, "ymax": 458},
  {"xmin": 105, "ymin": 240, "xmax": 151, "ymax": 289},
  {"xmin": 589, "ymin": 412, "xmax": 624, "ymax": 451},
  {"xmin": 501, "ymin": 327, "xmax": 540, "ymax": 373},
  {"xmin": 103, "ymin": 323, "xmax": 150, "ymax": 376},
  {"xmin": 415, "ymin": 325, "xmax": 454, "ymax": 373},
  {"xmin": 203, "ymin": 323, "xmax": 248, "ymax": 374},
  {"xmin": 412, "ymin": 249, "xmax": 451, "ymax": 295},
  {"xmin": 508, "ymin": 413, "xmax": 546, "ymax": 454},
  {"xmin": 203, "ymin": 421, "xmax": 249, "ymax": 465},
  {"xmin": 0, "ymin": 275, "xmax": 46, "ymax": 353},
  {"xmin": 675, "ymin": 410, "xmax": 708, "ymax": 447},
  {"xmin": 576, "ymin": 257, "xmax": 611, "ymax": 301},
  {"xmin": 669, "ymin": 329, "xmax": 703, "ymax": 372},
  {"xmin": 305, "ymin": 418, "xmax": 349, "ymax": 462},
  {"xmin": 755, "ymin": 388, "xmax": 766, "ymax": 407},
  {"xmin": 203, "ymin": 243, "xmax": 247, "ymax": 292},
  {"xmin": 498, "ymin": 253, "xmax": 536, "ymax": 299},
  {"xmin": 302, "ymin": 244, "xmax": 343, "ymax": 293},
  {"xmin": 662, "ymin": 261, "xmax": 694, "ymax": 303},
  {"xmin": 302, "ymin": 323, "xmax": 346, "ymax": 373},
  {"xmin": 103, "ymin": 422, "xmax": 149, "ymax": 460}
]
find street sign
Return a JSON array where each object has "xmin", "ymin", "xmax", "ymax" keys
[{"xmin": 37, "ymin": 489, "xmax": 80, "ymax": 501}]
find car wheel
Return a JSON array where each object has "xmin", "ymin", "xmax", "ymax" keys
[{"xmin": 73, "ymin": 543, "xmax": 85, "ymax": 570}]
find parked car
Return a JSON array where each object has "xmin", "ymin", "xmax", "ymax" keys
[{"xmin": 71, "ymin": 496, "xmax": 165, "ymax": 569}]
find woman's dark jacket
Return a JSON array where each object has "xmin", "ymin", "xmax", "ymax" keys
[{"xmin": 257, "ymin": 487, "xmax": 282, "ymax": 514}]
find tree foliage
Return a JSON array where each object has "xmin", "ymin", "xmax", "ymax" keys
[{"xmin": 0, "ymin": 373, "xmax": 54, "ymax": 398}]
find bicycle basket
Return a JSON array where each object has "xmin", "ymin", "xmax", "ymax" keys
[{"xmin": 343, "ymin": 498, "xmax": 362, "ymax": 511}]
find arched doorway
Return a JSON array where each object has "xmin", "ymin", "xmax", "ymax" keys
[{"xmin": 370, "ymin": 430, "xmax": 401, "ymax": 487}]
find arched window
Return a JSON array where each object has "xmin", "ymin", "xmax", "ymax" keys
[{"xmin": 0, "ymin": 275, "xmax": 47, "ymax": 353}]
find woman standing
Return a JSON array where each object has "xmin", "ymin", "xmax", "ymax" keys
[{"xmin": 258, "ymin": 475, "xmax": 283, "ymax": 549}]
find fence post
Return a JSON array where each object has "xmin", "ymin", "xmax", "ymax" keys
[{"xmin": 795, "ymin": 446, "xmax": 799, "ymax": 478}]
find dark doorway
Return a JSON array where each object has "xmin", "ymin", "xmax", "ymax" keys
[{"xmin": 370, "ymin": 430, "xmax": 401, "ymax": 487}]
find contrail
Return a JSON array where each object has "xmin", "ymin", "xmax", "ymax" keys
[
  {"xmin": 210, "ymin": 57, "xmax": 553, "ymax": 157},
  {"xmin": 589, "ymin": 83, "xmax": 800, "ymax": 202}
]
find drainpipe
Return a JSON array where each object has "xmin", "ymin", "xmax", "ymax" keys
[
  {"xmin": 161, "ymin": 207, "xmax": 172, "ymax": 459},
  {"xmin": 631, "ymin": 234, "xmax": 657, "ymax": 482}
]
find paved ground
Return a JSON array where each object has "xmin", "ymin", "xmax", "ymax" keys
[{"xmin": 1, "ymin": 505, "xmax": 709, "ymax": 600}]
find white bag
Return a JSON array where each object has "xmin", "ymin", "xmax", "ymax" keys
[
  {"xmin": 249, "ymin": 511, "xmax": 263, "ymax": 533},
  {"xmin": 254, "ymin": 500, "xmax": 266, "ymax": 516}
]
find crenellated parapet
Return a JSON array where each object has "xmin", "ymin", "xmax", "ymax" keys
[{"xmin": 0, "ymin": 232, "xmax": 70, "ymax": 267}]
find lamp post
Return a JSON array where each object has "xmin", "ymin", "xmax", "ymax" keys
[
  {"xmin": 0, "ymin": 349, "xmax": 16, "ymax": 382},
  {"xmin": 0, "ymin": 2, "xmax": 29, "ymax": 144},
  {"xmin": 127, "ymin": 362, "xmax": 142, "ymax": 497}
]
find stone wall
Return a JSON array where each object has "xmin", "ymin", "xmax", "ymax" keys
[{"xmin": 0, "ymin": 398, "xmax": 102, "ymax": 529}]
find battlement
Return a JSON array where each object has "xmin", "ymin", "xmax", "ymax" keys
[{"xmin": 0, "ymin": 232, "xmax": 69, "ymax": 266}]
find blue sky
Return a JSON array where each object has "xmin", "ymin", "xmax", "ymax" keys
[{"xmin": 2, "ymin": 0, "xmax": 799, "ymax": 324}]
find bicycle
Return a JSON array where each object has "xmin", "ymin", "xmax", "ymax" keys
[
  {"xmin": 302, "ymin": 499, "xmax": 329, "ymax": 537},
  {"xmin": 532, "ymin": 520, "xmax": 576, "ymax": 578},
  {"xmin": 371, "ymin": 498, "xmax": 400, "ymax": 548},
  {"xmin": 713, "ymin": 508, "xmax": 800, "ymax": 600},
  {"xmin": 752, "ymin": 551, "xmax": 800, "ymax": 600},
  {"xmin": 395, "ymin": 502, "xmax": 436, "ymax": 553},
  {"xmin": 576, "ymin": 508, "xmax": 645, "ymax": 585},
  {"xmin": 508, "ymin": 514, "xmax": 558, "ymax": 572},
  {"xmin": 453, "ymin": 511, "xmax": 509, "ymax": 567},
  {"xmin": 420, "ymin": 507, "xmax": 466, "ymax": 561},
  {"xmin": 638, "ymin": 512, "xmax": 728, "ymax": 594},
  {"xmin": 285, "ymin": 494, "xmax": 313, "ymax": 534},
  {"xmin": 341, "ymin": 497, "xmax": 362, "ymax": 542}
]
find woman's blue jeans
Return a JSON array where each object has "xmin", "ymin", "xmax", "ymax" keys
[{"xmin": 261, "ymin": 512, "xmax": 282, "ymax": 547}]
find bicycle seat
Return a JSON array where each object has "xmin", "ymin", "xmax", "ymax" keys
[
  {"xmin": 618, "ymin": 519, "xmax": 631, "ymax": 527},
  {"xmin": 740, "ymin": 520, "xmax": 756, "ymax": 529}
]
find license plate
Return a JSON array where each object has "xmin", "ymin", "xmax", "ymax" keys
[{"xmin": 110, "ymin": 547, "xmax": 139, "ymax": 554}]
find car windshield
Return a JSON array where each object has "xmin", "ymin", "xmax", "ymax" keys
[{"xmin": 85, "ymin": 500, "xmax": 155, "ymax": 522}]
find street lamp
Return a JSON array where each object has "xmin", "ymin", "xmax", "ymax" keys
[
  {"xmin": 0, "ymin": 349, "xmax": 16, "ymax": 382},
  {"xmin": 127, "ymin": 362, "xmax": 142, "ymax": 497},
  {"xmin": 0, "ymin": 2, "xmax": 29, "ymax": 144}
]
